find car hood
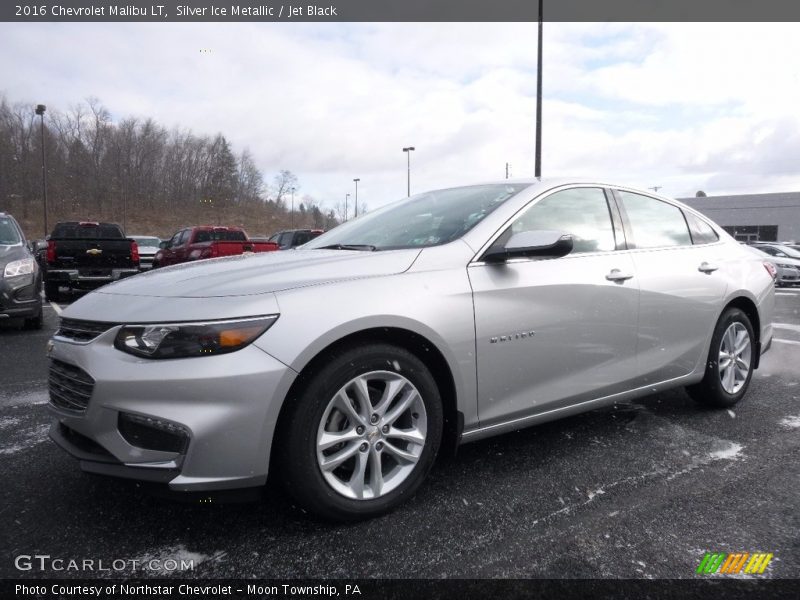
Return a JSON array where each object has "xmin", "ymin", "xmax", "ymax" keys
[
  {"xmin": 0, "ymin": 244, "xmax": 29, "ymax": 265},
  {"xmin": 91, "ymin": 248, "xmax": 422, "ymax": 298}
]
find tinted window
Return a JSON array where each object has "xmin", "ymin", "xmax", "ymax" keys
[
  {"xmin": 52, "ymin": 223, "xmax": 124, "ymax": 239},
  {"xmin": 684, "ymin": 212, "xmax": 719, "ymax": 245},
  {"xmin": 211, "ymin": 230, "xmax": 246, "ymax": 241},
  {"xmin": 294, "ymin": 232, "xmax": 312, "ymax": 246},
  {"xmin": 0, "ymin": 216, "xmax": 22, "ymax": 245},
  {"xmin": 618, "ymin": 192, "xmax": 691, "ymax": 249},
  {"xmin": 508, "ymin": 187, "xmax": 616, "ymax": 254},
  {"xmin": 278, "ymin": 233, "xmax": 293, "ymax": 247}
]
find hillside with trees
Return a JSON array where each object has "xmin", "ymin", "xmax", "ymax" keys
[{"xmin": 0, "ymin": 95, "xmax": 340, "ymax": 239}]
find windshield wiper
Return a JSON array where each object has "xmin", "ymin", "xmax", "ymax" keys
[{"xmin": 317, "ymin": 244, "xmax": 378, "ymax": 251}]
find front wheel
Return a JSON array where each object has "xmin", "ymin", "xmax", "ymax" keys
[
  {"xmin": 686, "ymin": 307, "xmax": 755, "ymax": 408},
  {"xmin": 278, "ymin": 343, "xmax": 443, "ymax": 521}
]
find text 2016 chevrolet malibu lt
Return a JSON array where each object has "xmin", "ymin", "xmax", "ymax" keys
[{"xmin": 48, "ymin": 179, "xmax": 775, "ymax": 520}]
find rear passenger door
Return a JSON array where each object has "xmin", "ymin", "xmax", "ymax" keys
[{"xmin": 613, "ymin": 190, "xmax": 729, "ymax": 384}]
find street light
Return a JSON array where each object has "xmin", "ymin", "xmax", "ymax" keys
[
  {"xmin": 35, "ymin": 104, "xmax": 48, "ymax": 236},
  {"xmin": 353, "ymin": 178, "xmax": 360, "ymax": 217},
  {"xmin": 402, "ymin": 147, "xmax": 415, "ymax": 197},
  {"xmin": 345, "ymin": 193, "xmax": 350, "ymax": 222},
  {"xmin": 290, "ymin": 186, "xmax": 296, "ymax": 228},
  {"xmin": 534, "ymin": 0, "xmax": 543, "ymax": 178}
]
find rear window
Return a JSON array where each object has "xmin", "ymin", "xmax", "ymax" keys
[
  {"xmin": 0, "ymin": 216, "xmax": 22, "ymax": 245},
  {"xmin": 194, "ymin": 229, "xmax": 247, "ymax": 242},
  {"xmin": 52, "ymin": 224, "xmax": 124, "ymax": 239}
]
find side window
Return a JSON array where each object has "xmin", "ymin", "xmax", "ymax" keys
[
  {"xmin": 176, "ymin": 230, "xmax": 189, "ymax": 246},
  {"xmin": 507, "ymin": 187, "xmax": 616, "ymax": 254},
  {"xmin": 169, "ymin": 232, "xmax": 182, "ymax": 247},
  {"xmin": 618, "ymin": 191, "xmax": 692, "ymax": 249},
  {"xmin": 279, "ymin": 233, "xmax": 293, "ymax": 247},
  {"xmin": 684, "ymin": 211, "xmax": 720, "ymax": 245},
  {"xmin": 294, "ymin": 232, "xmax": 312, "ymax": 246}
]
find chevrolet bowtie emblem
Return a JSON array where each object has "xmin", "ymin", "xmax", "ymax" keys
[{"xmin": 86, "ymin": 248, "xmax": 102, "ymax": 255}]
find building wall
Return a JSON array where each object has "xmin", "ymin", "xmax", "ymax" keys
[{"xmin": 679, "ymin": 192, "xmax": 800, "ymax": 243}]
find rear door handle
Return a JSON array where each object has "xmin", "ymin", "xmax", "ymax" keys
[
  {"xmin": 698, "ymin": 262, "xmax": 719, "ymax": 273},
  {"xmin": 606, "ymin": 269, "xmax": 634, "ymax": 282}
]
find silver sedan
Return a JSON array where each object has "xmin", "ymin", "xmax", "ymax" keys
[{"xmin": 47, "ymin": 179, "xmax": 775, "ymax": 520}]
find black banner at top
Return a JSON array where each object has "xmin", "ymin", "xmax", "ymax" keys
[{"xmin": 4, "ymin": 0, "xmax": 800, "ymax": 23}]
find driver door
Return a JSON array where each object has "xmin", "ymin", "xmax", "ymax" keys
[{"xmin": 468, "ymin": 186, "xmax": 641, "ymax": 427}]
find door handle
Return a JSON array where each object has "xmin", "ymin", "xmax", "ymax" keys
[
  {"xmin": 605, "ymin": 269, "xmax": 634, "ymax": 282},
  {"xmin": 698, "ymin": 262, "xmax": 719, "ymax": 273}
]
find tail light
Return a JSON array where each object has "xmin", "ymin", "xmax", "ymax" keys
[
  {"xmin": 131, "ymin": 240, "xmax": 140, "ymax": 265},
  {"xmin": 763, "ymin": 261, "xmax": 777, "ymax": 280},
  {"xmin": 46, "ymin": 240, "xmax": 57, "ymax": 264}
]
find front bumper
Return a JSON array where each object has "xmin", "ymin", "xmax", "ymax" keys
[
  {"xmin": 0, "ymin": 273, "xmax": 41, "ymax": 319},
  {"xmin": 47, "ymin": 326, "xmax": 297, "ymax": 491},
  {"xmin": 46, "ymin": 269, "xmax": 139, "ymax": 288}
]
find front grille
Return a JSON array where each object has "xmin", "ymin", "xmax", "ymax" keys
[
  {"xmin": 49, "ymin": 359, "xmax": 95, "ymax": 412},
  {"xmin": 55, "ymin": 318, "xmax": 116, "ymax": 343}
]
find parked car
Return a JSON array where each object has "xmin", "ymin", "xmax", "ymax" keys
[
  {"xmin": 130, "ymin": 236, "xmax": 162, "ymax": 271},
  {"xmin": 43, "ymin": 221, "xmax": 139, "ymax": 302},
  {"xmin": 744, "ymin": 244, "xmax": 800, "ymax": 287},
  {"xmin": 0, "ymin": 212, "xmax": 43, "ymax": 329},
  {"xmin": 48, "ymin": 180, "xmax": 774, "ymax": 520},
  {"xmin": 267, "ymin": 228, "xmax": 324, "ymax": 249},
  {"xmin": 153, "ymin": 226, "xmax": 277, "ymax": 268},
  {"xmin": 750, "ymin": 242, "xmax": 800, "ymax": 262}
]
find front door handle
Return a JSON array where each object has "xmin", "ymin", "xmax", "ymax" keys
[
  {"xmin": 606, "ymin": 269, "xmax": 634, "ymax": 282},
  {"xmin": 698, "ymin": 262, "xmax": 719, "ymax": 273}
]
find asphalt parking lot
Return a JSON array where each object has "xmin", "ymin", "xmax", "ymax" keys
[{"xmin": 1, "ymin": 290, "xmax": 798, "ymax": 580}]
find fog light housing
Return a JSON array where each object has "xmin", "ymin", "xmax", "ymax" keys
[{"xmin": 118, "ymin": 413, "xmax": 190, "ymax": 453}]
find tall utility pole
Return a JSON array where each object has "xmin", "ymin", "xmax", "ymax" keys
[
  {"xmin": 534, "ymin": 0, "xmax": 543, "ymax": 179},
  {"xmin": 35, "ymin": 104, "xmax": 48, "ymax": 236},
  {"xmin": 290, "ymin": 186, "xmax": 296, "ymax": 228},
  {"xmin": 353, "ymin": 178, "xmax": 360, "ymax": 217},
  {"xmin": 345, "ymin": 193, "xmax": 350, "ymax": 221},
  {"xmin": 402, "ymin": 146, "xmax": 415, "ymax": 197},
  {"xmin": 505, "ymin": 163, "xmax": 510, "ymax": 179}
]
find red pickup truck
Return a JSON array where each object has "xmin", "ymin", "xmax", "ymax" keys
[{"xmin": 153, "ymin": 226, "xmax": 277, "ymax": 268}]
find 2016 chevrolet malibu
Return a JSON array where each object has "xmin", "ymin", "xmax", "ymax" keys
[{"xmin": 48, "ymin": 179, "xmax": 775, "ymax": 520}]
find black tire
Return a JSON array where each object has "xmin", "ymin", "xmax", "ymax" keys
[
  {"xmin": 277, "ymin": 343, "xmax": 443, "ymax": 521},
  {"xmin": 686, "ymin": 307, "xmax": 755, "ymax": 408},
  {"xmin": 24, "ymin": 307, "xmax": 43, "ymax": 330},
  {"xmin": 44, "ymin": 281, "xmax": 61, "ymax": 303}
]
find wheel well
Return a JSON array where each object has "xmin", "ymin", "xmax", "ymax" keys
[
  {"xmin": 724, "ymin": 296, "xmax": 760, "ymax": 345},
  {"xmin": 273, "ymin": 327, "xmax": 461, "ymax": 463}
]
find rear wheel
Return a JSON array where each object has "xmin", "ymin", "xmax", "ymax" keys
[
  {"xmin": 44, "ymin": 281, "xmax": 60, "ymax": 303},
  {"xmin": 687, "ymin": 307, "xmax": 755, "ymax": 408},
  {"xmin": 278, "ymin": 343, "xmax": 443, "ymax": 521}
]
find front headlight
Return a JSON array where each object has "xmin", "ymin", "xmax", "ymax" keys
[
  {"xmin": 114, "ymin": 315, "xmax": 278, "ymax": 359},
  {"xmin": 4, "ymin": 257, "xmax": 35, "ymax": 278}
]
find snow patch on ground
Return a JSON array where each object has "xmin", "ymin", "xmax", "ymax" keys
[
  {"xmin": 0, "ymin": 389, "xmax": 49, "ymax": 406},
  {"xmin": 0, "ymin": 424, "xmax": 51, "ymax": 455},
  {"xmin": 708, "ymin": 442, "xmax": 744, "ymax": 461},
  {"xmin": 779, "ymin": 415, "xmax": 800, "ymax": 429},
  {"xmin": 134, "ymin": 545, "xmax": 226, "ymax": 575},
  {"xmin": 0, "ymin": 416, "xmax": 22, "ymax": 429}
]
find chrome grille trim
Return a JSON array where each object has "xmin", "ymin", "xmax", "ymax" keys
[{"xmin": 49, "ymin": 359, "xmax": 95, "ymax": 412}]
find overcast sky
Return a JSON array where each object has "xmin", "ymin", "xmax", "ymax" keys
[{"xmin": 2, "ymin": 22, "xmax": 800, "ymax": 212}]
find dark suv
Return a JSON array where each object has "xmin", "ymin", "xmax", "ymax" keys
[
  {"xmin": 0, "ymin": 212, "xmax": 43, "ymax": 329},
  {"xmin": 266, "ymin": 229, "xmax": 324, "ymax": 249}
]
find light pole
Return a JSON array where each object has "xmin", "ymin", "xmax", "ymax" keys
[
  {"xmin": 534, "ymin": 0, "xmax": 543, "ymax": 178},
  {"xmin": 345, "ymin": 193, "xmax": 350, "ymax": 222},
  {"xmin": 353, "ymin": 178, "xmax": 360, "ymax": 217},
  {"xmin": 402, "ymin": 146, "xmax": 415, "ymax": 197},
  {"xmin": 290, "ymin": 186, "xmax": 296, "ymax": 228},
  {"xmin": 35, "ymin": 104, "xmax": 48, "ymax": 236}
]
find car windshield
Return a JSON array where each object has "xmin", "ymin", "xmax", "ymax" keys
[
  {"xmin": 132, "ymin": 237, "xmax": 161, "ymax": 248},
  {"xmin": 0, "ymin": 217, "xmax": 22, "ymax": 245},
  {"xmin": 770, "ymin": 244, "xmax": 800, "ymax": 259},
  {"xmin": 304, "ymin": 183, "xmax": 528, "ymax": 250}
]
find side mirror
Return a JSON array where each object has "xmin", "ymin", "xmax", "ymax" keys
[{"xmin": 482, "ymin": 230, "xmax": 573, "ymax": 263}]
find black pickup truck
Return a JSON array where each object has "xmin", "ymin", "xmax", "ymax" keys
[{"xmin": 43, "ymin": 221, "xmax": 139, "ymax": 302}]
